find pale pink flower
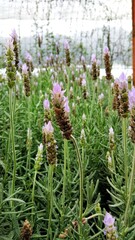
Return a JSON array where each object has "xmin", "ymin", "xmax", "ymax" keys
[
  {"xmin": 11, "ymin": 29, "xmax": 18, "ymax": 41},
  {"xmin": 103, "ymin": 212, "xmax": 115, "ymax": 227},
  {"xmin": 25, "ymin": 52, "xmax": 32, "ymax": 62},
  {"xmin": 82, "ymin": 78, "xmax": 86, "ymax": 87},
  {"xmin": 103, "ymin": 212, "xmax": 118, "ymax": 238},
  {"xmin": 117, "ymin": 72, "xmax": 128, "ymax": 90},
  {"xmin": 64, "ymin": 40, "xmax": 69, "ymax": 50},
  {"xmin": 6, "ymin": 38, "xmax": 14, "ymax": 50},
  {"xmin": 104, "ymin": 46, "xmax": 109, "ymax": 54},
  {"xmin": 91, "ymin": 54, "xmax": 96, "ymax": 63},
  {"xmin": 43, "ymin": 99, "xmax": 50, "ymax": 110},
  {"xmin": 52, "ymin": 82, "xmax": 65, "ymax": 97},
  {"xmin": 43, "ymin": 121, "xmax": 54, "ymax": 134},
  {"xmin": 64, "ymin": 101, "xmax": 70, "ymax": 113},
  {"xmin": 37, "ymin": 52, "xmax": 41, "ymax": 58},
  {"xmin": 64, "ymin": 97, "xmax": 70, "ymax": 113},
  {"xmin": 81, "ymin": 56, "xmax": 85, "ymax": 62},
  {"xmin": 22, "ymin": 63, "xmax": 28, "ymax": 75}
]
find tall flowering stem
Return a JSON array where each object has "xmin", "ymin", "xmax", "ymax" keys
[
  {"xmin": 11, "ymin": 29, "xmax": 19, "ymax": 71},
  {"xmin": 42, "ymin": 121, "xmax": 57, "ymax": 240},
  {"xmin": 52, "ymin": 83, "xmax": 72, "ymax": 227},
  {"xmin": 104, "ymin": 47, "xmax": 112, "ymax": 81},
  {"xmin": 119, "ymin": 73, "xmax": 129, "ymax": 195},
  {"xmin": 104, "ymin": 47, "xmax": 112, "ymax": 112},
  {"xmin": 9, "ymin": 88, "xmax": 16, "ymax": 207},
  {"xmin": 25, "ymin": 52, "xmax": 34, "ymax": 78},
  {"xmin": 122, "ymin": 117, "xmax": 128, "ymax": 194},
  {"xmin": 64, "ymin": 40, "xmax": 71, "ymax": 67},
  {"xmin": 52, "ymin": 83, "xmax": 72, "ymax": 140},
  {"xmin": 109, "ymin": 127, "xmax": 115, "ymax": 172},
  {"xmin": 22, "ymin": 63, "xmax": 31, "ymax": 170},
  {"xmin": 6, "ymin": 38, "xmax": 17, "ymax": 207},
  {"xmin": 31, "ymin": 143, "xmax": 43, "ymax": 225},
  {"xmin": 91, "ymin": 54, "xmax": 97, "ymax": 81},
  {"xmin": 124, "ymin": 145, "xmax": 135, "ymax": 226},
  {"xmin": 114, "ymin": 73, "xmax": 129, "ymax": 195},
  {"xmin": 71, "ymin": 134, "xmax": 83, "ymax": 239},
  {"xmin": 61, "ymin": 139, "xmax": 68, "ymax": 224},
  {"xmin": 124, "ymin": 87, "xmax": 135, "ymax": 226}
]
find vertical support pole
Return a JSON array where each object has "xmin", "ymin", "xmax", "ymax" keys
[{"xmin": 132, "ymin": 0, "xmax": 135, "ymax": 86}]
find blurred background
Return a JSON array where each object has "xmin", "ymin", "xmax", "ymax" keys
[{"xmin": 0, "ymin": 0, "xmax": 132, "ymax": 70}]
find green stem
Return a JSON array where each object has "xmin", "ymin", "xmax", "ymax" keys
[
  {"xmin": 124, "ymin": 144, "xmax": 135, "ymax": 226},
  {"xmin": 82, "ymin": 146, "xmax": 85, "ymax": 176},
  {"xmin": 9, "ymin": 87, "xmax": 16, "ymax": 208},
  {"xmin": 111, "ymin": 150, "xmax": 115, "ymax": 173},
  {"xmin": 47, "ymin": 164, "xmax": 54, "ymax": 240},
  {"xmin": 108, "ymin": 86, "xmax": 112, "ymax": 112},
  {"xmin": 71, "ymin": 135, "xmax": 83, "ymax": 239},
  {"xmin": 26, "ymin": 96, "xmax": 31, "ymax": 170},
  {"xmin": 31, "ymin": 170, "xmax": 37, "ymax": 225},
  {"xmin": 90, "ymin": 82, "xmax": 95, "ymax": 120},
  {"xmin": 100, "ymin": 105, "xmax": 103, "ymax": 122},
  {"xmin": 122, "ymin": 118, "xmax": 128, "ymax": 196},
  {"xmin": 61, "ymin": 139, "xmax": 68, "ymax": 220}
]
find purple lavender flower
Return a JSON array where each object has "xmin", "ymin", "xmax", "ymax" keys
[
  {"xmin": 103, "ymin": 212, "xmax": 115, "ymax": 228},
  {"xmin": 64, "ymin": 97, "xmax": 70, "ymax": 113},
  {"xmin": 43, "ymin": 99, "xmax": 50, "ymax": 110},
  {"xmin": 11, "ymin": 29, "xmax": 18, "ymax": 41},
  {"xmin": 52, "ymin": 83, "xmax": 72, "ymax": 139},
  {"xmin": 82, "ymin": 78, "xmax": 86, "ymax": 87},
  {"xmin": 81, "ymin": 55, "xmax": 85, "ymax": 62},
  {"xmin": 6, "ymin": 38, "xmax": 14, "ymax": 51},
  {"xmin": 52, "ymin": 82, "xmax": 65, "ymax": 98},
  {"xmin": 128, "ymin": 87, "xmax": 135, "ymax": 111},
  {"xmin": 43, "ymin": 121, "xmax": 54, "ymax": 135},
  {"xmin": 104, "ymin": 46, "xmax": 109, "ymax": 55},
  {"xmin": 37, "ymin": 52, "xmax": 41, "ymax": 58},
  {"xmin": 103, "ymin": 212, "xmax": 118, "ymax": 239},
  {"xmin": 91, "ymin": 54, "xmax": 96, "ymax": 63},
  {"xmin": 22, "ymin": 63, "xmax": 28, "ymax": 75},
  {"xmin": 118, "ymin": 72, "xmax": 128, "ymax": 90},
  {"xmin": 18, "ymin": 60, "xmax": 22, "ymax": 69},
  {"xmin": 25, "ymin": 52, "xmax": 32, "ymax": 62},
  {"xmin": 97, "ymin": 60, "xmax": 100, "ymax": 66},
  {"xmin": 64, "ymin": 40, "xmax": 69, "ymax": 50}
]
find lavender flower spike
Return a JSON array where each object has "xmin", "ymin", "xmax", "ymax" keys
[
  {"xmin": 43, "ymin": 99, "xmax": 50, "ymax": 110},
  {"xmin": 103, "ymin": 212, "xmax": 115, "ymax": 227},
  {"xmin": 52, "ymin": 82, "xmax": 65, "ymax": 101},
  {"xmin": 81, "ymin": 55, "xmax": 85, "ymax": 62},
  {"xmin": 91, "ymin": 54, "xmax": 96, "ymax": 63},
  {"xmin": 25, "ymin": 52, "xmax": 32, "ymax": 62},
  {"xmin": 104, "ymin": 46, "xmax": 109, "ymax": 54},
  {"xmin": 43, "ymin": 121, "xmax": 54, "ymax": 134},
  {"xmin": 6, "ymin": 38, "xmax": 14, "ymax": 51},
  {"xmin": 64, "ymin": 39, "xmax": 69, "ymax": 50},
  {"xmin": 128, "ymin": 87, "xmax": 135, "ymax": 111},
  {"xmin": 22, "ymin": 63, "xmax": 28, "ymax": 75},
  {"xmin": 103, "ymin": 212, "xmax": 118, "ymax": 239},
  {"xmin": 118, "ymin": 72, "xmax": 128, "ymax": 90},
  {"xmin": 64, "ymin": 97, "xmax": 70, "ymax": 113},
  {"xmin": 11, "ymin": 29, "xmax": 18, "ymax": 41}
]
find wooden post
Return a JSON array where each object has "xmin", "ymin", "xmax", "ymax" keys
[{"xmin": 132, "ymin": 0, "xmax": 135, "ymax": 86}]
